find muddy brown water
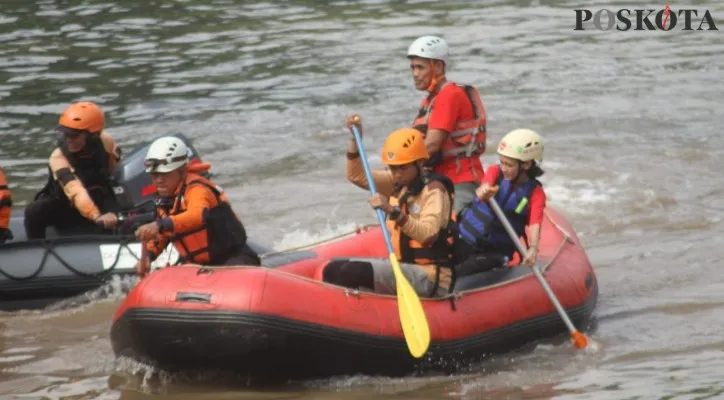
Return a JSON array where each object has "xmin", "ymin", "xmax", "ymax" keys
[{"xmin": 1, "ymin": 0, "xmax": 723, "ymax": 398}]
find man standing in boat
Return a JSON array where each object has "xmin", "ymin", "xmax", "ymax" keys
[
  {"xmin": 406, "ymin": 35, "xmax": 488, "ymax": 218},
  {"xmin": 24, "ymin": 101, "xmax": 121, "ymax": 239},
  {"xmin": 0, "ymin": 168, "xmax": 12, "ymax": 244},
  {"xmin": 323, "ymin": 118, "xmax": 459, "ymax": 297},
  {"xmin": 133, "ymin": 136, "xmax": 261, "ymax": 276},
  {"xmin": 345, "ymin": 36, "xmax": 487, "ymax": 218}
]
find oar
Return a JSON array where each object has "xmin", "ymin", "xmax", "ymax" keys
[
  {"xmin": 350, "ymin": 123, "xmax": 431, "ymax": 358},
  {"xmin": 488, "ymin": 197, "xmax": 589, "ymax": 349}
]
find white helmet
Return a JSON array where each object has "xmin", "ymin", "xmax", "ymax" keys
[
  {"xmin": 144, "ymin": 136, "xmax": 190, "ymax": 173},
  {"xmin": 407, "ymin": 35, "xmax": 449, "ymax": 63},
  {"xmin": 497, "ymin": 129, "xmax": 544, "ymax": 162}
]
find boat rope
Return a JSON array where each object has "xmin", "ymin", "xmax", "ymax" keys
[{"xmin": 0, "ymin": 235, "xmax": 141, "ymax": 282}]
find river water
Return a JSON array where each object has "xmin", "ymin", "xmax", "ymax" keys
[{"xmin": 1, "ymin": 0, "xmax": 723, "ymax": 398}]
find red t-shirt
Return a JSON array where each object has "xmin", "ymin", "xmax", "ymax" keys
[
  {"xmin": 422, "ymin": 83, "xmax": 485, "ymax": 184},
  {"xmin": 483, "ymin": 165, "xmax": 546, "ymax": 225}
]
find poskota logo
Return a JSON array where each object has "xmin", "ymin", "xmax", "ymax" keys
[{"xmin": 574, "ymin": 6, "xmax": 718, "ymax": 31}]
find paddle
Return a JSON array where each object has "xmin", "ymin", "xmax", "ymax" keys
[
  {"xmin": 487, "ymin": 197, "xmax": 589, "ymax": 349},
  {"xmin": 350, "ymin": 123, "xmax": 431, "ymax": 359}
]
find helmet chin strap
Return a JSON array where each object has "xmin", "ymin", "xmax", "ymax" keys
[
  {"xmin": 425, "ymin": 59, "xmax": 444, "ymax": 93},
  {"xmin": 173, "ymin": 168, "xmax": 188, "ymax": 195},
  {"xmin": 155, "ymin": 167, "xmax": 188, "ymax": 204}
]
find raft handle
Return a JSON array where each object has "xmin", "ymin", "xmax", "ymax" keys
[
  {"xmin": 196, "ymin": 266, "xmax": 213, "ymax": 275},
  {"xmin": 447, "ymin": 291, "xmax": 463, "ymax": 312},
  {"xmin": 175, "ymin": 292, "xmax": 212, "ymax": 303}
]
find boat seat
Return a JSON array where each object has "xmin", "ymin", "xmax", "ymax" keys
[{"xmin": 454, "ymin": 263, "xmax": 536, "ymax": 291}]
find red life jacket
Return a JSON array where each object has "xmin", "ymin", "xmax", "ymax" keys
[{"xmin": 412, "ymin": 82, "xmax": 488, "ymax": 170}]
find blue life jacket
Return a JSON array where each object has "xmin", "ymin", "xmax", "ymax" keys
[{"xmin": 457, "ymin": 172, "xmax": 540, "ymax": 258}]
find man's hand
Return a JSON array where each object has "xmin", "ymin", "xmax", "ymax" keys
[
  {"xmin": 134, "ymin": 256, "xmax": 151, "ymax": 277},
  {"xmin": 95, "ymin": 213, "xmax": 118, "ymax": 229},
  {"xmin": 345, "ymin": 114, "xmax": 363, "ymax": 138},
  {"xmin": 368, "ymin": 193, "xmax": 393, "ymax": 214},
  {"xmin": 135, "ymin": 222, "xmax": 160, "ymax": 242}
]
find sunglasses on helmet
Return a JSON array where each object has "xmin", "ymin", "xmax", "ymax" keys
[
  {"xmin": 144, "ymin": 155, "xmax": 187, "ymax": 169},
  {"xmin": 56, "ymin": 125, "xmax": 92, "ymax": 138}
]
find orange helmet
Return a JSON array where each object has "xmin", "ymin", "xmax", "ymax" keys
[
  {"xmin": 58, "ymin": 101, "xmax": 105, "ymax": 134},
  {"xmin": 380, "ymin": 128, "xmax": 429, "ymax": 165}
]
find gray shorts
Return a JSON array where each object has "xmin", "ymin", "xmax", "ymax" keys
[
  {"xmin": 368, "ymin": 259, "xmax": 445, "ymax": 298},
  {"xmin": 453, "ymin": 182, "xmax": 478, "ymax": 218}
]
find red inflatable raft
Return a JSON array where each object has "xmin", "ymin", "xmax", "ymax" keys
[{"xmin": 110, "ymin": 207, "xmax": 597, "ymax": 382}]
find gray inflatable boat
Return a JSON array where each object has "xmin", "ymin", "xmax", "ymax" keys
[{"xmin": 0, "ymin": 134, "xmax": 273, "ymax": 311}]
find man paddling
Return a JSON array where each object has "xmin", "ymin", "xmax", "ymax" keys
[
  {"xmin": 133, "ymin": 136, "xmax": 260, "ymax": 276},
  {"xmin": 323, "ymin": 117, "xmax": 459, "ymax": 297}
]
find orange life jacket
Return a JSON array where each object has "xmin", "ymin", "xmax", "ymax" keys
[
  {"xmin": 387, "ymin": 172, "xmax": 459, "ymax": 293},
  {"xmin": 157, "ymin": 174, "xmax": 255, "ymax": 265},
  {"xmin": 0, "ymin": 168, "xmax": 11, "ymax": 230},
  {"xmin": 412, "ymin": 82, "xmax": 487, "ymax": 164}
]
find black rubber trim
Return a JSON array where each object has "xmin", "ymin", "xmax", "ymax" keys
[{"xmin": 0, "ymin": 274, "xmax": 132, "ymax": 301}]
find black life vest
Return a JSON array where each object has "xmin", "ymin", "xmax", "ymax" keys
[{"xmin": 37, "ymin": 135, "xmax": 112, "ymax": 207}]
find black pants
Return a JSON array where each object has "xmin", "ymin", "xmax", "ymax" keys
[
  {"xmin": 456, "ymin": 252, "xmax": 509, "ymax": 276},
  {"xmin": 193, "ymin": 243, "xmax": 262, "ymax": 266},
  {"xmin": 322, "ymin": 260, "xmax": 375, "ymax": 289},
  {"xmin": 24, "ymin": 195, "xmax": 115, "ymax": 239},
  {"xmin": 453, "ymin": 239, "xmax": 510, "ymax": 277},
  {"xmin": 220, "ymin": 244, "xmax": 261, "ymax": 266}
]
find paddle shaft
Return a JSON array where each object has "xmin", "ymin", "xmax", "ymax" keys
[
  {"xmin": 350, "ymin": 126, "xmax": 398, "ymax": 256},
  {"xmin": 488, "ymin": 198, "xmax": 579, "ymax": 335}
]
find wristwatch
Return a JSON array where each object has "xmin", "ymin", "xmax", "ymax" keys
[{"xmin": 388, "ymin": 205, "xmax": 402, "ymax": 220}]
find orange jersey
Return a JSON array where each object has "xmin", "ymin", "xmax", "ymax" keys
[{"xmin": 146, "ymin": 173, "xmax": 236, "ymax": 265}]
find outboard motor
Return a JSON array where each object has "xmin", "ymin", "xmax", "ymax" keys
[{"xmin": 112, "ymin": 133, "xmax": 208, "ymax": 213}]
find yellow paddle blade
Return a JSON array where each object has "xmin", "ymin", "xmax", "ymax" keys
[{"xmin": 388, "ymin": 253, "xmax": 430, "ymax": 358}]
